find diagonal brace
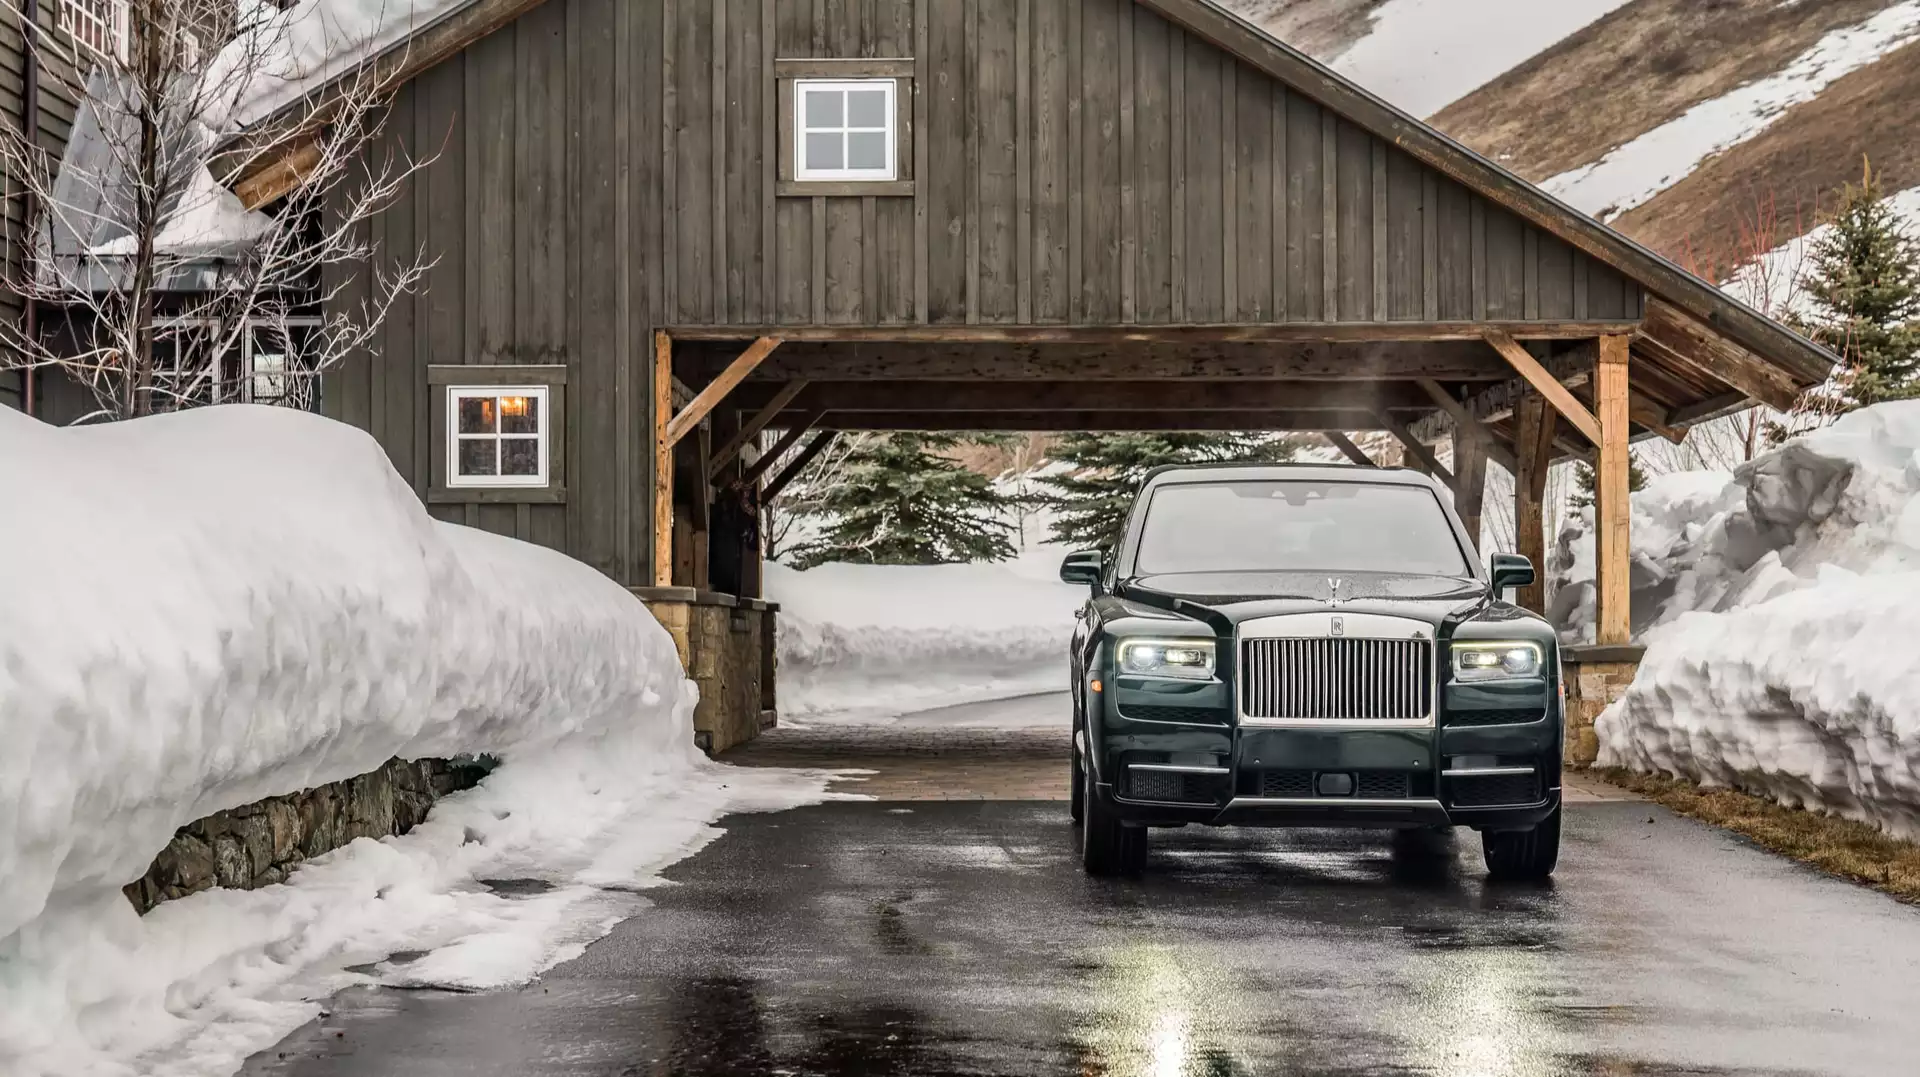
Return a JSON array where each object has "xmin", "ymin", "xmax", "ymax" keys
[
  {"xmin": 1323, "ymin": 431, "xmax": 1375, "ymax": 466},
  {"xmin": 763, "ymin": 431, "xmax": 839, "ymax": 503},
  {"xmin": 665, "ymin": 336, "xmax": 782, "ymax": 447},
  {"xmin": 708, "ymin": 379, "xmax": 810, "ymax": 480},
  {"xmin": 1483, "ymin": 330, "xmax": 1602, "ymax": 445}
]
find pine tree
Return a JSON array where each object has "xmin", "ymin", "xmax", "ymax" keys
[
  {"xmin": 788, "ymin": 433, "xmax": 1016, "ymax": 568},
  {"xmin": 1794, "ymin": 159, "xmax": 1920, "ymax": 413},
  {"xmin": 1568, "ymin": 457, "xmax": 1647, "ymax": 510},
  {"xmin": 1033, "ymin": 432, "xmax": 1297, "ymax": 549}
]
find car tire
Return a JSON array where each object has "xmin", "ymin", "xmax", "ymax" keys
[
  {"xmin": 1081, "ymin": 775, "xmax": 1146, "ymax": 877},
  {"xmin": 1069, "ymin": 742, "xmax": 1086, "ymax": 825},
  {"xmin": 1482, "ymin": 805, "xmax": 1561, "ymax": 881}
]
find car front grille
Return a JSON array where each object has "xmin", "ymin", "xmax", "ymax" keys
[
  {"xmin": 1240, "ymin": 637, "xmax": 1434, "ymax": 720},
  {"xmin": 1448, "ymin": 772, "xmax": 1543, "ymax": 807},
  {"xmin": 1254, "ymin": 769, "xmax": 1424, "ymax": 800}
]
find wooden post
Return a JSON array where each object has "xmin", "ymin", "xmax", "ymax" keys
[
  {"xmin": 1513, "ymin": 394, "xmax": 1555, "ymax": 613},
  {"xmin": 1449, "ymin": 424, "xmax": 1487, "ymax": 556},
  {"xmin": 1595, "ymin": 334, "xmax": 1633, "ymax": 646},
  {"xmin": 653, "ymin": 331, "xmax": 674, "ymax": 587}
]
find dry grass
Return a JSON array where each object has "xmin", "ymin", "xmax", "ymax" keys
[
  {"xmin": 1433, "ymin": 0, "xmax": 1900, "ymax": 182},
  {"xmin": 1598, "ymin": 768, "xmax": 1920, "ymax": 904},
  {"xmin": 1223, "ymin": 0, "xmax": 1387, "ymax": 61},
  {"xmin": 1612, "ymin": 36, "xmax": 1920, "ymax": 274}
]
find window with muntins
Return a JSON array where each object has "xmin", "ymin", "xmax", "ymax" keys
[
  {"xmin": 61, "ymin": 0, "xmax": 129, "ymax": 61},
  {"xmin": 794, "ymin": 79, "xmax": 897, "ymax": 181},
  {"xmin": 447, "ymin": 386, "xmax": 550, "ymax": 488}
]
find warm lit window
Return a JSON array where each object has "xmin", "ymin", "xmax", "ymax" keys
[
  {"xmin": 60, "ymin": 0, "xmax": 129, "ymax": 62},
  {"xmin": 447, "ymin": 386, "xmax": 550, "ymax": 487},
  {"xmin": 794, "ymin": 79, "xmax": 897, "ymax": 181}
]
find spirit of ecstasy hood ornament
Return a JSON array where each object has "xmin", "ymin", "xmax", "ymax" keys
[{"xmin": 1326, "ymin": 577, "xmax": 1345, "ymax": 607}]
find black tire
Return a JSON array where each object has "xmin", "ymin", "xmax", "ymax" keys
[
  {"xmin": 1482, "ymin": 805, "xmax": 1561, "ymax": 881},
  {"xmin": 1069, "ymin": 742, "xmax": 1086, "ymax": 825},
  {"xmin": 1081, "ymin": 774, "xmax": 1146, "ymax": 876}
]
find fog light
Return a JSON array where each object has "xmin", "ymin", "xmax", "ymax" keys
[{"xmin": 1317, "ymin": 772, "xmax": 1355, "ymax": 797}]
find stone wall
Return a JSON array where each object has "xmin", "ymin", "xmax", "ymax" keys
[
  {"xmin": 635, "ymin": 587, "xmax": 778, "ymax": 755},
  {"xmin": 1562, "ymin": 645, "xmax": 1644, "ymax": 768},
  {"xmin": 122, "ymin": 757, "xmax": 492, "ymax": 914}
]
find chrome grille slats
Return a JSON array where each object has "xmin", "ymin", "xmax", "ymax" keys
[{"xmin": 1239, "ymin": 635, "xmax": 1432, "ymax": 720}]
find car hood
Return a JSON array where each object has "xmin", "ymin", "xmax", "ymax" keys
[{"xmin": 1118, "ymin": 570, "xmax": 1489, "ymax": 630}]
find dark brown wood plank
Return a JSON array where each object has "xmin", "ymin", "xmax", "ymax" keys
[
  {"xmin": 964, "ymin": 0, "xmax": 981, "ymax": 323},
  {"xmin": 1030, "ymin": 0, "xmax": 1069, "ymax": 322},
  {"xmin": 667, "ymin": 321, "xmax": 1641, "ymax": 342},
  {"xmin": 1065, "ymin": 0, "xmax": 1083, "ymax": 321},
  {"xmin": 978, "ymin": 0, "xmax": 1019, "ymax": 322},
  {"xmin": 672, "ymin": 0, "xmax": 714, "ymax": 322},
  {"xmin": 468, "ymin": 25, "xmax": 516, "ymax": 364},
  {"xmin": 1181, "ymin": 35, "xmax": 1224, "ymax": 322},
  {"xmin": 1386, "ymin": 147, "xmax": 1424, "ymax": 321},
  {"xmin": 1081, "ymin": 0, "xmax": 1122, "ymax": 323},
  {"xmin": 1118, "ymin": 0, "xmax": 1137, "ymax": 324},
  {"xmin": 1132, "ymin": 7, "xmax": 1173, "ymax": 323},
  {"xmin": 1016, "ymin": 0, "xmax": 1033, "ymax": 322},
  {"xmin": 927, "ymin": 0, "xmax": 968, "ymax": 322},
  {"xmin": 516, "ymin": 0, "xmax": 568, "ymax": 360},
  {"xmin": 824, "ymin": 198, "xmax": 864, "ymax": 322},
  {"xmin": 1335, "ymin": 119, "xmax": 1373, "ymax": 323},
  {"xmin": 1233, "ymin": 61, "xmax": 1272, "ymax": 321}
]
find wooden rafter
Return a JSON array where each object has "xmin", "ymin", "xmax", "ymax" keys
[
  {"xmin": 1416, "ymin": 378, "xmax": 1517, "ymax": 475},
  {"xmin": 1637, "ymin": 299, "xmax": 1802, "ymax": 413},
  {"xmin": 1323, "ymin": 431, "xmax": 1375, "ymax": 466},
  {"xmin": 733, "ymin": 379, "xmax": 1434, "ymax": 413},
  {"xmin": 1381, "ymin": 414, "xmax": 1453, "ymax": 485},
  {"xmin": 739, "ymin": 411, "xmax": 828, "ymax": 486},
  {"xmin": 664, "ymin": 321, "xmax": 1644, "ymax": 345},
  {"xmin": 762, "ymin": 431, "xmax": 839, "ymax": 503},
  {"xmin": 809, "ymin": 410, "xmax": 1391, "ymax": 432},
  {"xmin": 665, "ymin": 337, "xmax": 782, "ymax": 447},
  {"xmin": 707, "ymin": 380, "xmax": 810, "ymax": 479},
  {"xmin": 1482, "ymin": 330, "xmax": 1602, "ymax": 446}
]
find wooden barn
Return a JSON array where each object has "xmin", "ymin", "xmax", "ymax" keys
[{"xmin": 215, "ymin": 0, "xmax": 1834, "ymax": 749}]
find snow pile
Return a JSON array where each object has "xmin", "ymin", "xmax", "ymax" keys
[
  {"xmin": 1331, "ymin": 0, "xmax": 1634, "ymax": 118},
  {"xmin": 0, "ymin": 405, "xmax": 826, "ymax": 1077},
  {"xmin": 1589, "ymin": 403, "xmax": 1920, "ymax": 838},
  {"xmin": 766, "ymin": 550, "xmax": 1086, "ymax": 722},
  {"xmin": 1546, "ymin": 2, "xmax": 1920, "ymax": 220},
  {"xmin": 88, "ymin": 161, "xmax": 271, "ymax": 258},
  {"xmin": 212, "ymin": 0, "xmax": 471, "ymax": 129}
]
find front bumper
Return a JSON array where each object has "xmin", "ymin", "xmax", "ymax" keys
[{"xmin": 1087, "ymin": 674, "xmax": 1562, "ymax": 832}]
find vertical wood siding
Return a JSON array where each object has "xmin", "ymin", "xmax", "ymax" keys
[{"xmin": 332, "ymin": 0, "xmax": 1643, "ymax": 586}]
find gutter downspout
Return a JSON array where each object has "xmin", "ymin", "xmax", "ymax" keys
[{"xmin": 21, "ymin": 0, "xmax": 39, "ymax": 417}]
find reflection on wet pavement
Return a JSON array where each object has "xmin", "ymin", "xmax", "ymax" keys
[{"xmin": 249, "ymin": 801, "xmax": 1920, "ymax": 1077}]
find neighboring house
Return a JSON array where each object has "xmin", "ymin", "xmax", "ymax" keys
[{"xmin": 0, "ymin": 0, "xmax": 87, "ymax": 412}]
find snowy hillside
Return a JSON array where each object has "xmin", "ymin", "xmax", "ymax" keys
[{"xmin": 0, "ymin": 406, "xmax": 825, "ymax": 1077}]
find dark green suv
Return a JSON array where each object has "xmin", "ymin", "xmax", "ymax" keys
[{"xmin": 1064, "ymin": 463, "xmax": 1562, "ymax": 879}]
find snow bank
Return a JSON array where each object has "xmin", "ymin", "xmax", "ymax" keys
[
  {"xmin": 212, "ymin": 0, "xmax": 471, "ymax": 129},
  {"xmin": 766, "ymin": 550, "xmax": 1085, "ymax": 722},
  {"xmin": 0, "ymin": 405, "xmax": 826, "ymax": 1077},
  {"xmin": 1331, "ymin": 0, "xmax": 1633, "ymax": 118},
  {"xmin": 1546, "ymin": 2, "xmax": 1920, "ymax": 220},
  {"xmin": 1589, "ymin": 403, "xmax": 1920, "ymax": 838}
]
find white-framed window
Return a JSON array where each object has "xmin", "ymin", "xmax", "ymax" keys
[
  {"xmin": 447, "ymin": 386, "xmax": 550, "ymax": 488},
  {"xmin": 60, "ymin": 0, "xmax": 130, "ymax": 62},
  {"xmin": 794, "ymin": 78, "xmax": 897, "ymax": 182}
]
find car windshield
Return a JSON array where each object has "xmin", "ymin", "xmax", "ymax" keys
[{"xmin": 1132, "ymin": 480, "xmax": 1471, "ymax": 577}]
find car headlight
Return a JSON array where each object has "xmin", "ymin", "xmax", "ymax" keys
[
  {"xmin": 1115, "ymin": 638, "xmax": 1216, "ymax": 680},
  {"xmin": 1451, "ymin": 641, "xmax": 1544, "ymax": 682}
]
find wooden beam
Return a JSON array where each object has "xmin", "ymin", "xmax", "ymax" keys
[
  {"xmin": 1637, "ymin": 299, "xmax": 1803, "ymax": 413},
  {"xmin": 739, "ymin": 411, "xmax": 828, "ymax": 486},
  {"xmin": 679, "ymin": 339, "xmax": 1513, "ymax": 383},
  {"xmin": 1669, "ymin": 389, "xmax": 1752, "ymax": 427},
  {"xmin": 809, "ymin": 410, "xmax": 1392, "ymax": 432},
  {"xmin": 652, "ymin": 331, "xmax": 674, "ymax": 588},
  {"xmin": 1323, "ymin": 431, "xmax": 1375, "ymax": 466},
  {"xmin": 1450, "ymin": 425, "xmax": 1488, "ymax": 551},
  {"xmin": 234, "ymin": 136, "xmax": 323, "ymax": 210},
  {"xmin": 664, "ymin": 337, "xmax": 782, "ymax": 447},
  {"xmin": 1483, "ymin": 330, "xmax": 1602, "ymax": 446},
  {"xmin": 707, "ymin": 380, "xmax": 810, "ymax": 479},
  {"xmin": 734, "ymin": 379, "xmax": 1433, "ymax": 413},
  {"xmin": 1381, "ymin": 414, "xmax": 1453, "ymax": 484},
  {"xmin": 664, "ymin": 321, "xmax": 1644, "ymax": 344},
  {"xmin": 1513, "ymin": 395, "xmax": 1555, "ymax": 614},
  {"xmin": 1595, "ymin": 335, "xmax": 1633, "ymax": 647},
  {"xmin": 762, "ymin": 431, "xmax": 839, "ymax": 503},
  {"xmin": 1412, "ymin": 342, "xmax": 1687, "ymax": 444},
  {"xmin": 1417, "ymin": 378, "xmax": 1517, "ymax": 475}
]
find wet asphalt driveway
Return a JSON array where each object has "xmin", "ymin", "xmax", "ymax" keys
[{"xmin": 249, "ymin": 792, "xmax": 1920, "ymax": 1077}]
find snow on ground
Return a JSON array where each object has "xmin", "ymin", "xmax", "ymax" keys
[
  {"xmin": 0, "ymin": 405, "xmax": 828, "ymax": 1077},
  {"xmin": 1585, "ymin": 403, "xmax": 1920, "ymax": 838},
  {"xmin": 766, "ymin": 550, "xmax": 1085, "ymax": 723},
  {"xmin": 1330, "ymin": 0, "xmax": 1634, "ymax": 118},
  {"xmin": 1545, "ymin": 2, "xmax": 1920, "ymax": 220}
]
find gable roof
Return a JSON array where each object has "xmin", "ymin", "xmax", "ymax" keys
[{"xmin": 1143, "ymin": 0, "xmax": 1837, "ymax": 388}]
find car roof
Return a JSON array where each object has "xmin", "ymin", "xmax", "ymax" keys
[{"xmin": 1140, "ymin": 462, "xmax": 1444, "ymax": 489}]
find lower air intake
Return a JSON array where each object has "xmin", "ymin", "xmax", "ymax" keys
[{"xmin": 1449, "ymin": 772, "xmax": 1542, "ymax": 807}]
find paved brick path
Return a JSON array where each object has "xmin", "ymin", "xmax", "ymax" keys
[{"xmin": 721, "ymin": 715, "xmax": 1633, "ymax": 804}]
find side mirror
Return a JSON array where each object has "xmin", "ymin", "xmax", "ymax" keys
[
  {"xmin": 1060, "ymin": 548, "xmax": 1104, "ymax": 587},
  {"xmin": 1490, "ymin": 552, "xmax": 1536, "ymax": 594}
]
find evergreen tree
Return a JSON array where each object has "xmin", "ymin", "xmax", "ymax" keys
[
  {"xmin": 1033, "ymin": 432, "xmax": 1296, "ymax": 549},
  {"xmin": 1794, "ymin": 160, "xmax": 1920, "ymax": 413},
  {"xmin": 1568, "ymin": 457, "xmax": 1647, "ymax": 510},
  {"xmin": 788, "ymin": 433, "xmax": 1016, "ymax": 568}
]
